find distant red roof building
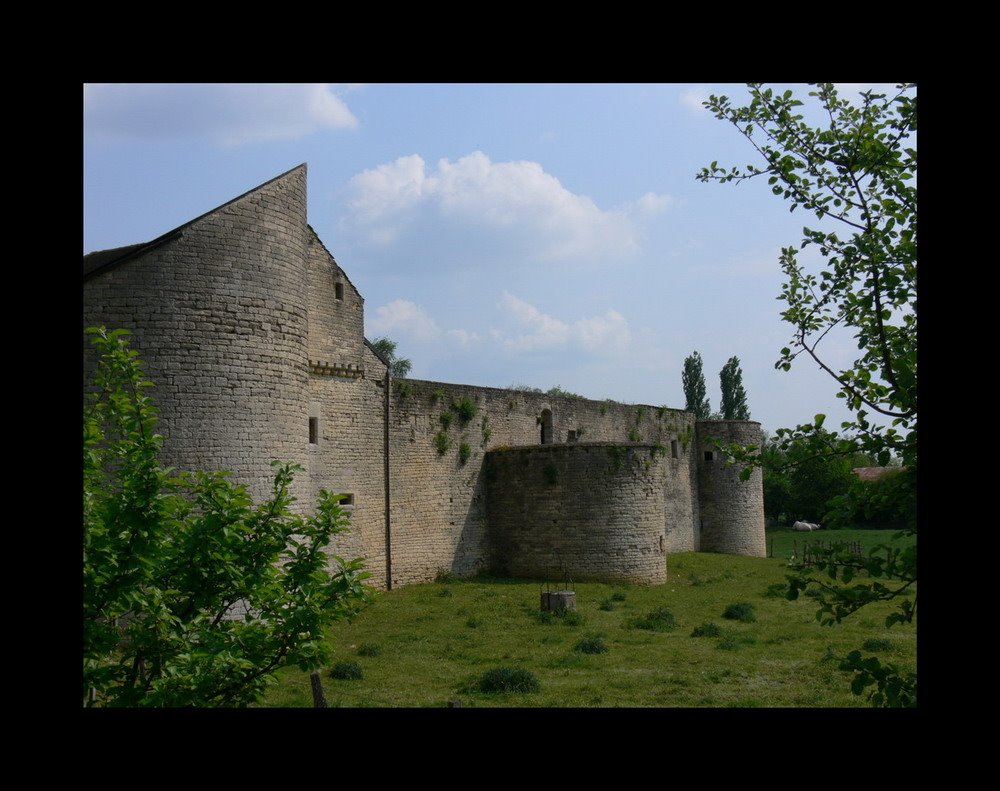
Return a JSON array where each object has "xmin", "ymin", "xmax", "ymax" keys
[{"xmin": 852, "ymin": 467, "xmax": 902, "ymax": 482}]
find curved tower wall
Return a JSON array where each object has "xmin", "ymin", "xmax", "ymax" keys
[
  {"xmin": 695, "ymin": 420, "xmax": 766, "ymax": 557},
  {"xmin": 485, "ymin": 443, "xmax": 668, "ymax": 584},
  {"xmin": 83, "ymin": 166, "xmax": 312, "ymax": 506}
]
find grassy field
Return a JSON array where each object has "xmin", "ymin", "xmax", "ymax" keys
[
  {"xmin": 765, "ymin": 526, "xmax": 908, "ymax": 560},
  {"xmin": 260, "ymin": 529, "xmax": 915, "ymax": 708}
]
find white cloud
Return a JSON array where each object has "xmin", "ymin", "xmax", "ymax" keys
[
  {"xmin": 447, "ymin": 328, "xmax": 481, "ymax": 347},
  {"xmin": 368, "ymin": 299, "xmax": 440, "ymax": 342},
  {"xmin": 495, "ymin": 292, "xmax": 630, "ymax": 354},
  {"xmin": 84, "ymin": 84, "xmax": 358, "ymax": 146},
  {"xmin": 680, "ymin": 85, "xmax": 711, "ymax": 115},
  {"xmin": 630, "ymin": 191, "xmax": 674, "ymax": 217},
  {"xmin": 342, "ymin": 151, "xmax": 672, "ymax": 262}
]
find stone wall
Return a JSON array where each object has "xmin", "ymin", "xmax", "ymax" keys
[
  {"xmin": 695, "ymin": 420, "xmax": 767, "ymax": 557},
  {"xmin": 485, "ymin": 443, "xmax": 668, "ymax": 584},
  {"xmin": 84, "ymin": 164, "xmax": 768, "ymax": 591},
  {"xmin": 381, "ymin": 380, "xmax": 700, "ymax": 585},
  {"xmin": 83, "ymin": 165, "xmax": 312, "ymax": 507},
  {"xmin": 306, "ymin": 228, "xmax": 365, "ymax": 369}
]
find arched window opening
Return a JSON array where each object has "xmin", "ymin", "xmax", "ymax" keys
[{"xmin": 540, "ymin": 409, "xmax": 553, "ymax": 444}]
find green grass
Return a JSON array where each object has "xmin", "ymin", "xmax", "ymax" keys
[
  {"xmin": 260, "ymin": 533, "xmax": 915, "ymax": 708},
  {"xmin": 764, "ymin": 527, "xmax": 913, "ymax": 561}
]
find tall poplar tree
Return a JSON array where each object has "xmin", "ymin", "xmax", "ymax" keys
[
  {"xmin": 682, "ymin": 351, "xmax": 711, "ymax": 419},
  {"xmin": 719, "ymin": 356, "xmax": 750, "ymax": 420}
]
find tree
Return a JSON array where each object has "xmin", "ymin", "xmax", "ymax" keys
[
  {"xmin": 84, "ymin": 328, "xmax": 372, "ymax": 707},
  {"xmin": 698, "ymin": 83, "xmax": 916, "ymax": 466},
  {"xmin": 719, "ymin": 356, "xmax": 750, "ymax": 420},
  {"xmin": 682, "ymin": 351, "xmax": 711, "ymax": 419},
  {"xmin": 371, "ymin": 336, "xmax": 412, "ymax": 379},
  {"xmin": 697, "ymin": 83, "xmax": 917, "ymax": 706}
]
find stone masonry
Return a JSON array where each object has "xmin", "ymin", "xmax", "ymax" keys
[{"xmin": 83, "ymin": 164, "xmax": 767, "ymax": 590}]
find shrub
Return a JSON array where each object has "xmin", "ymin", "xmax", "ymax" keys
[
  {"xmin": 465, "ymin": 616, "xmax": 481, "ymax": 629},
  {"xmin": 431, "ymin": 388, "xmax": 445, "ymax": 404},
  {"xmin": 459, "ymin": 441, "xmax": 472, "ymax": 466},
  {"xmin": 723, "ymin": 602, "xmax": 756, "ymax": 623},
  {"xmin": 83, "ymin": 328, "xmax": 372, "ymax": 708},
  {"xmin": 691, "ymin": 622, "xmax": 721, "ymax": 638},
  {"xmin": 439, "ymin": 412, "xmax": 454, "ymax": 431},
  {"xmin": 574, "ymin": 634, "xmax": 608, "ymax": 654},
  {"xmin": 539, "ymin": 607, "xmax": 584, "ymax": 626},
  {"xmin": 560, "ymin": 608, "xmax": 584, "ymax": 626},
  {"xmin": 630, "ymin": 607, "xmax": 677, "ymax": 631},
  {"xmin": 546, "ymin": 385, "xmax": 584, "ymax": 399},
  {"xmin": 330, "ymin": 661, "xmax": 364, "ymax": 680},
  {"xmin": 434, "ymin": 431, "xmax": 451, "ymax": 455},
  {"xmin": 598, "ymin": 598, "xmax": 615, "ymax": 611},
  {"xmin": 357, "ymin": 643, "xmax": 381, "ymax": 657},
  {"xmin": 434, "ymin": 569, "xmax": 456, "ymax": 583},
  {"xmin": 763, "ymin": 582, "xmax": 788, "ymax": 598},
  {"xmin": 477, "ymin": 667, "xmax": 540, "ymax": 693},
  {"xmin": 862, "ymin": 637, "xmax": 896, "ymax": 652},
  {"xmin": 628, "ymin": 428, "xmax": 641, "ymax": 442},
  {"xmin": 611, "ymin": 591, "xmax": 627, "ymax": 602}
]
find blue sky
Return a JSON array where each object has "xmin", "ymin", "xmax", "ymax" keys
[{"xmin": 84, "ymin": 83, "xmax": 905, "ymax": 437}]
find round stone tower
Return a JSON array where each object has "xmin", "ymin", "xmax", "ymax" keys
[
  {"xmin": 695, "ymin": 420, "xmax": 766, "ymax": 557},
  {"xmin": 83, "ymin": 165, "xmax": 312, "ymax": 507},
  {"xmin": 485, "ymin": 443, "xmax": 668, "ymax": 584}
]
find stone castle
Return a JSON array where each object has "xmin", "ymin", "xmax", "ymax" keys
[{"xmin": 83, "ymin": 164, "xmax": 766, "ymax": 590}]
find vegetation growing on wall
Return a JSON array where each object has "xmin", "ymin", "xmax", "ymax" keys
[
  {"xmin": 607, "ymin": 445, "xmax": 629, "ymax": 472},
  {"xmin": 434, "ymin": 431, "xmax": 451, "ymax": 455},
  {"xmin": 459, "ymin": 440, "xmax": 472, "ymax": 466},
  {"xmin": 543, "ymin": 463, "xmax": 558, "ymax": 485},
  {"xmin": 372, "ymin": 336, "xmax": 412, "ymax": 379},
  {"xmin": 481, "ymin": 415, "xmax": 492, "ymax": 446},
  {"xmin": 395, "ymin": 380, "xmax": 412, "ymax": 399},
  {"xmin": 452, "ymin": 396, "xmax": 478, "ymax": 424}
]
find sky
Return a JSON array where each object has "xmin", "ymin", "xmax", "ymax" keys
[{"xmin": 83, "ymin": 82, "xmax": 906, "ymax": 437}]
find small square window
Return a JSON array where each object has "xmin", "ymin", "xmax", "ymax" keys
[
  {"xmin": 337, "ymin": 493, "xmax": 354, "ymax": 506},
  {"xmin": 704, "ymin": 450, "xmax": 714, "ymax": 461},
  {"xmin": 309, "ymin": 417, "xmax": 318, "ymax": 445}
]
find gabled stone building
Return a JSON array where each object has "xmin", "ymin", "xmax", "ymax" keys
[{"xmin": 84, "ymin": 164, "xmax": 766, "ymax": 589}]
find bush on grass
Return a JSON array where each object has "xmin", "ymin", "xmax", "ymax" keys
[
  {"xmin": 630, "ymin": 607, "xmax": 677, "ymax": 631},
  {"xmin": 330, "ymin": 661, "xmax": 364, "ymax": 680},
  {"xmin": 477, "ymin": 667, "xmax": 540, "ymax": 693},
  {"xmin": 723, "ymin": 602, "xmax": 756, "ymax": 623},
  {"xmin": 574, "ymin": 634, "xmax": 609, "ymax": 654}
]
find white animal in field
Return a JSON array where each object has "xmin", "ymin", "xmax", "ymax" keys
[{"xmin": 793, "ymin": 521, "xmax": 822, "ymax": 532}]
